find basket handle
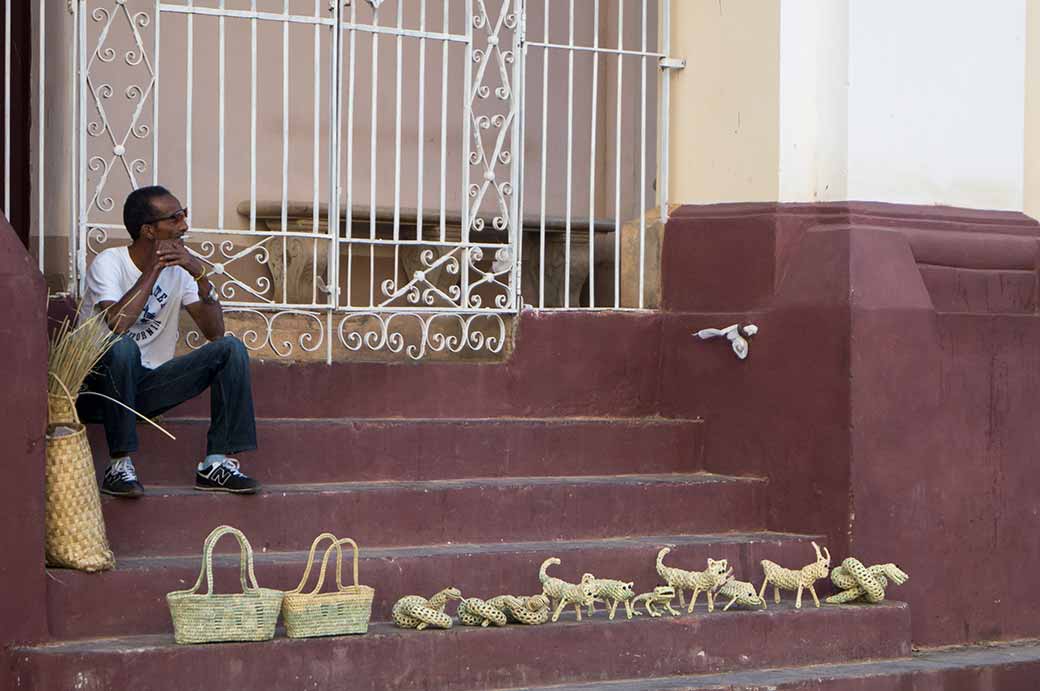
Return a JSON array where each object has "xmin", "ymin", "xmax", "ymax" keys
[
  {"xmin": 47, "ymin": 372, "xmax": 81, "ymax": 425},
  {"xmin": 186, "ymin": 525, "xmax": 260, "ymax": 596},
  {"xmin": 288, "ymin": 532, "xmax": 342, "ymax": 595},
  {"xmin": 323, "ymin": 537, "xmax": 361, "ymax": 592}
]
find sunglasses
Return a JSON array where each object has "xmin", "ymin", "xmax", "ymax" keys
[{"xmin": 147, "ymin": 207, "xmax": 189, "ymax": 225}]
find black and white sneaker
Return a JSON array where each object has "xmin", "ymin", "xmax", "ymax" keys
[
  {"xmin": 101, "ymin": 458, "xmax": 145, "ymax": 498},
  {"xmin": 194, "ymin": 458, "xmax": 260, "ymax": 494}
]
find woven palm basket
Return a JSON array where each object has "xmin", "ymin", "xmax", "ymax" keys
[
  {"xmin": 167, "ymin": 526, "xmax": 284, "ymax": 644},
  {"xmin": 44, "ymin": 385, "xmax": 115, "ymax": 572},
  {"xmin": 282, "ymin": 533, "xmax": 374, "ymax": 638}
]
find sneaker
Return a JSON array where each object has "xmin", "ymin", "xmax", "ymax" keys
[
  {"xmin": 101, "ymin": 458, "xmax": 145, "ymax": 498},
  {"xmin": 194, "ymin": 458, "xmax": 260, "ymax": 494}
]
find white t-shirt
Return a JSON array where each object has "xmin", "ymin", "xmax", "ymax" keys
[{"xmin": 80, "ymin": 246, "xmax": 200, "ymax": 369}]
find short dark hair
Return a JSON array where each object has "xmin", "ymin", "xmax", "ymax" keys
[{"xmin": 123, "ymin": 185, "xmax": 172, "ymax": 240}]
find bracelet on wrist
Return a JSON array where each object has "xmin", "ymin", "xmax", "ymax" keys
[{"xmin": 192, "ymin": 266, "xmax": 207, "ymax": 282}]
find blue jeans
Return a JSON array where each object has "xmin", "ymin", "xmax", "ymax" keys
[{"xmin": 77, "ymin": 335, "xmax": 258, "ymax": 458}]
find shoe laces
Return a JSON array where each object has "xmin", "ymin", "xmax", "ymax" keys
[
  {"xmin": 210, "ymin": 458, "xmax": 246, "ymax": 477},
  {"xmin": 107, "ymin": 458, "xmax": 138, "ymax": 483}
]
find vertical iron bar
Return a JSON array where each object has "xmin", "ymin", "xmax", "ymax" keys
[
  {"xmin": 281, "ymin": 0, "xmax": 290, "ymax": 304},
  {"xmin": 153, "ymin": 0, "xmax": 160, "ymax": 186},
  {"xmin": 369, "ymin": 4, "xmax": 380, "ymax": 307},
  {"xmin": 77, "ymin": 0, "xmax": 87, "ymax": 294},
  {"xmin": 563, "ymin": 0, "xmax": 573, "ymax": 307},
  {"xmin": 439, "ymin": 0, "xmax": 448, "ymax": 242},
  {"xmin": 510, "ymin": 0, "xmax": 525, "ymax": 309},
  {"xmin": 639, "ymin": 0, "xmax": 647, "ymax": 308},
  {"xmin": 537, "ymin": 3, "xmax": 548, "ymax": 308},
  {"xmin": 587, "ymin": 0, "xmax": 600, "ymax": 307},
  {"xmin": 393, "ymin": 0, "xmax": 403, "ymax": 292},
  {"xmin": 218, "ymin": 0, "xmax": 226, "ymax": 229},
  {"xmin": 461, "ymin": 0, "xmax": 473, "ymax": 307},
  {"xmin": 417, "ymin": 0, "xmax": 426, "ymax": 242},
  {"xmin": 312, "ymin": 0, "xmax": 321, "ymax": 305},
  {"xmin": 613, "ymin": 0, "xmax": 624, "ymax": 308},
  {"xmin": 660, "ymin": 0, "xmax": 670, "ymax": 223},
  {"xmin": 185, "ymin": 0, "xmax": 193, "ymax": 220},
  {"xmin": 70, "ymin": 0, "xmax": 81, "ymax": 292},
  {"xmin": 249, "ymin": 0, "xmax": 257, "ymax": 235},
  {"xmin": 328, "ymin": 0, "xmax": 343, "ymax": 363},
  {"xmin": 345, "ymin": 0, "xmax": 357, "ymax": 307}
]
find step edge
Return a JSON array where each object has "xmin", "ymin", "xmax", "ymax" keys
[
  {"xmin": 15, "ymin": 601, "xmax": 910, "ymax": 654},
  {"xmin": 56, "ymin": 531, "xmax": 826, "ymax": 569},
  {"xmin": 116, "ymin": 472, "xmax": 764, "ymax": 495}
]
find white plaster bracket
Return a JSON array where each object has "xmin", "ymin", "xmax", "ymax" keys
[{"xmin": 659, "ymin": 57, "xmax": 687, "ymax": 70}]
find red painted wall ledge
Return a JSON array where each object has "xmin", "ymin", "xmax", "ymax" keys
[{"xmin": 662, "ymin": 201, "xmax": 1040, "ymax": 314}]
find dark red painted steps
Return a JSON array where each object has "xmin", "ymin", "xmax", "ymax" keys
[
  {"xmin": 503, "ymin": 639, "xmax": 1040, "ymax": 691},
  {"xmin": 11, "ymin": 602, "xmax": 911, "ymax": 691},
  {"xmin": 47, "ymin": 531, "xmax": 821, "ymax": 639},
  {"xmin": 100, "ymin": 472, "xmax": 766, "ymax": 556},
  {"xmin": 88, "ymin": 416, "xmax": 704, "ymax": 484}
]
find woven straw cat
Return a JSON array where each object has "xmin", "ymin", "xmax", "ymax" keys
[
  {"xmin": 584, "ymin": 576, "xmax": 637, "ymax": 620},
  {"xmin": 759, "ymin": 542, "xmax": 831, "ymax": 609},
  {"xmin": 538, "ymin": 557, "xmax": 596, "ymax": 622}
]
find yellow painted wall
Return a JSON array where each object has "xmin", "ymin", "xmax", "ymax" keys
[
  {"xmin": 667, "ymin": 0, "xmax": 781, "ymax": 204},
  {"xmin": 1026, "ymin": 0, "xmax": 1040, "ymax": 220}
]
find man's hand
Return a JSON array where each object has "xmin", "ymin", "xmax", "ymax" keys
[{"xmin": 155, "ymin": 238, "xmax": 205, "ymax": 278}]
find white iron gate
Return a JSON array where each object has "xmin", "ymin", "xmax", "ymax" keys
[{"xmin": 61, "ymin": 0, "xmax": 674, "ymax": 361}]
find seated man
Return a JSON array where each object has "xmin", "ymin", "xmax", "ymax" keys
[{"xmin": 78, "ymin": 185, "xmax": 260, "ymax": 497}]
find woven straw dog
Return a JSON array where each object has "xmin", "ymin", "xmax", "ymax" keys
[
  {"xmin": 44, "ymin": 377, "xmax": 115, "ymax": 572},
  {"xmin": 282, "ymin": 533, "xmax": 374, "ymax": 638},
  {"xmin": 166, "ymin": 526, "xmax": 283, "ymax": 644}
]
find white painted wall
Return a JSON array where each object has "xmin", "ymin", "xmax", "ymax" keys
[
  {"xmin": 779, "ymin": 0, "xmax": 849, "ymax": 202},
  {"xmin": 846, "ymin": 0, "xmax": 1027, "ymax": 210}
]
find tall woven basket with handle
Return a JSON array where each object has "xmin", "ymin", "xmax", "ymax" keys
[
  {"xmin": 282, "ymin": 533, "xmax": 375, "ymax": 638},
  {"xmin": 44, "ymin": 378, "xmax": 115, "ymax": 572},
  {"xmin": 166, "ymin": 525, "xmax": 284, "ymax": 644}
]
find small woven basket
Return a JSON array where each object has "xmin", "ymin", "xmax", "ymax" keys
[
  {"xmin": 282, "ymin": 533, "xmax": 374, "ymax": 638},
  {"xmin": 166, "ymin": 526, "xmax": 284, "ymax": 644},
  {"xmin": 44, "ymin": 381, "xmax": 115, "ymax": 572}
]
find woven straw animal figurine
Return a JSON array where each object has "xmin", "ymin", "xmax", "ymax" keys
[
  {"xmin": 759, "ymin": 542, "xmax": 831, "ymax": 609},
  {"xmin": 487, "ymin": 594, "xmax": 551, "ymax": 625},
  {"xmin": 583, "ymin": 575, "xmax": 637, "ymax": 620},
  {"xmin": 538, "ymin": 557, "xmax": 596, "ymax": 622},
  {"xmin": 825, "ymin": 558, "xmax": 909, "ymax": 605},
  {"xmin": 458, "ymin": 597, "xmax": 509, "ymax": 627},
  {"xmin": 684, "ymin": 559, "xmax": 732, "ymax": 613},
  {"xmin": 655, "ymin": 548, "xmax": 697, "ymax": 607},
  {"xmin": 716, "ymin": 576, "xmax": 765, "ymax": 610},
  {"xmin": 631, "ymin": 586, "xmax": 681, "ymax": 617},
  {"xmin": 392, "ymin": 587, "xmax": 462, "ymax": 630}
]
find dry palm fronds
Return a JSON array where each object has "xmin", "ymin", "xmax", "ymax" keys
[{"xmin": 47, "ymin": 308, "xmax": 119, "ymax": 399}]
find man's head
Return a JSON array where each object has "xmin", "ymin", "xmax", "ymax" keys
[{"xmin": 123, "ymin": 185, "xmax": 189, "ymax": 242}]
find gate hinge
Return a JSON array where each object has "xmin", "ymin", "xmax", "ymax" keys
[{"xmin": 659, "ymin": 57, "xmax": 687, "ymax": 70}]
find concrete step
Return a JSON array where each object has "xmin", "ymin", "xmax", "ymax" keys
[
  {"xmin": 100, "ymin": 472, "xmax": 766, "ymax": 556},
  {"xmin": 11, "ymin": 602, "xmax": 911, "ymax": 691},
  {"xmin": 87, "ymin": 416, "xmax": 704, "ymax": 484},
  {"xmin": 171, "ymin": 312, "xmax": 664, "ymax": 420},
  {"xmin": 504, "ymin": 639, "xmax": 1040, "ymax": 690},
  {"xmin": 46, "ymin": 531, "xmax": 820, "ymax": 639}
]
